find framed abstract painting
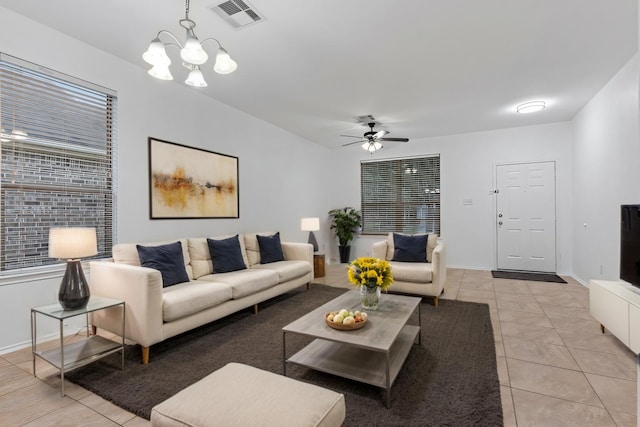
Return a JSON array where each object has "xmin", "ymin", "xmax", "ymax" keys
[{"xmin": 148, "ymin": 137, "xmax": 239, "ymax": 219}]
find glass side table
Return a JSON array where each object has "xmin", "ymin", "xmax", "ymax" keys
[{"xmin": 31, "ymin": 296, "xmax": 125, "ymax": 397}]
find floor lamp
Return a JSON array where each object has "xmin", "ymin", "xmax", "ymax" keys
[
  {"xmin": 49, "ymin": 227, "xmax": 97, "ymax": 310},
  {"xmin": 301, "ymin": 217, "xmax": 320, "ymax": 252}
]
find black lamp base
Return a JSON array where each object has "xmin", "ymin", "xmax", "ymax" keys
[
  {"xmin": 307, "ymin": 231, "xmax": 319, "ymax": 252},
  {"xmin": 58, "ymin": 260, "xmax": 90, "ymax": 310}
]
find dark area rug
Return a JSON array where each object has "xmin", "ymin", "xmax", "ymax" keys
[
  {"xmin": 66, "ymin": 285, "xmax": 502, "ymax": 426},
  {"xmin": 491, "ymin": 270, "xmax": 567, "ymax": 283}
]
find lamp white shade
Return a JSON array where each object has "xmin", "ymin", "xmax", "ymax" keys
[
  {"xmin": 148, "ymin": 65, "xmax": 174, "ymax": 81},
  {"xmin": 142, "ymin": 38, "xmax": 171, "ymax": 66},
  {"xmin": 49, "ymin": 228, "xmax": 97, "ymax": 260},
  {"xmin": 181, "ymin": 37, "xmax": 208, "ymax": 65},
  {"xmin": 301, "ymin": 217, "xmax": 320, "ymax": 231},
  {"xmin": 185, "ymin": 68, "xmax": 208, "ymax": 87},
  {"xmin": 213, "ymin": 48, "xmax": 238, "ymax": 74}
]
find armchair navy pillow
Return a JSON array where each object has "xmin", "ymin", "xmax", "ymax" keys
[
  {"xmin": 136, "ymin": 241, "xmax": 190, "ymax": 287},
  {"xmin": 207, "ymin": 235, "xmax": 247, "ymax": 273},
  {"xmin": 392, "ymin": 233, "xmax": 428, "ymax": 263},
  {"xmin": 257, "ymin": 232, "xmax": 285, "ymax": 264}
]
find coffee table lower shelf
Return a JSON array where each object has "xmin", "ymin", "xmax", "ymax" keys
[{"xmin": 286, "ymin": 324, "xmax": 419, "ymax": 407}]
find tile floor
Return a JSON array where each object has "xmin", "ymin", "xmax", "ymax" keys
[{"xmin": 0, "ymin": 266, "xmax": 636, "ymax": 426}]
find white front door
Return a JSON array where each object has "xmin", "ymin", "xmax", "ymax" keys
[{"xmin": 496, "ymin": 161, "xmax": 556, "ymax": 272}]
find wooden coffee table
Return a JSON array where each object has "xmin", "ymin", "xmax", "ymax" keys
[{"xmin": 282, "ymin": 289, "xmax": 421, "ymax": 408}]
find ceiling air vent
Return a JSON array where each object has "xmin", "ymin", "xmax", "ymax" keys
[{"xmin": 211, "ymin": 0, "xmax": 265, "ymax": 29}]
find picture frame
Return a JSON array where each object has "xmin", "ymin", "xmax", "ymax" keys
[{"xmin": 148, "ymin": 137, "xmax": 239, "ymax": 219}]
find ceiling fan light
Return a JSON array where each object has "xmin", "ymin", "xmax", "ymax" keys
[
  {"xmin": 185, "ymin": 68, "xmax": 208, "ymax": 87},
  {"xmin": 148, "ymin": 65, "xmax": 174, "ymax": 80},
  {"xmin": 143, "ymin": 38, "xmax": 171, "ymax": 66},
  {"xmin": 362, "ymin": 141, "xmax": 382, "ymax": 152},
  {"xmin": 516, "ymin": 100, "xmax": 546, "ymax": 114},
  {"xmin": 214, "ymin": 48, "xmax": 238, "ymax": 74},
  {"xmin": 180, "ymin": 36, "xmax": 208, "ymax": 65}
]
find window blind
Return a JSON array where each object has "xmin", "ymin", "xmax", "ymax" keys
[
  {"xmin": 361, "ymin": 155, "xmax": 440, "ymax": 235},
  {"xmin": 0, "ymin": 53, "xmax": 117, "ymax": 273}
]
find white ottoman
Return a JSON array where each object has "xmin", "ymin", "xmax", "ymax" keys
[{"xmin": 150, "ymin": 363, "xmax": 345, "ymax": 427}]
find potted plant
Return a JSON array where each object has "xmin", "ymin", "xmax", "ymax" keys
[{"xmin": 328, "ymin": 207, "xmax": 362, "ymax": 263}]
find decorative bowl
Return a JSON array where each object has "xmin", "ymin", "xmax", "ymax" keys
[{"xmin": 325, "ymin": 312, "xmax": 367, "ymax": 330}]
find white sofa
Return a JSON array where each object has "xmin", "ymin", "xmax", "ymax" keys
[
  {"xmin": 89, "ymin": 233, "xmax": 313, "ymax": 364},
  {"xmin": 372, "ymin": 233, "xmax": 447, "ymax": 306}
]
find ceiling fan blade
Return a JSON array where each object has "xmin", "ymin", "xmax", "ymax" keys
[
  {"xmin": 380, "ymin": 137, "xmax": 409, "ymax": 142},
  {"xmin": 373, "ymin": 130, "xmax": 389, "ymax": 139},
  {"xmin": 340, "ymin": 134, "xmax": 363, "ymax": 139},
  {"xmin": 341, "ymin": 139, "xmax": 366, "ymax": 147}
]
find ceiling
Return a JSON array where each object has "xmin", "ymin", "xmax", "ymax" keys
[{"xmin": 0, "ymin": 0, "xmax": 637, "ymax": 149}]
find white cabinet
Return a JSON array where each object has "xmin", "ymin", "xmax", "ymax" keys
[{"xmin": 589, "ymin": 279, "xmax": 640, "ymax": 353}]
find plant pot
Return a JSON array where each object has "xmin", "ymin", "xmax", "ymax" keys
[{"xmin": 338, "ymin": 246, "xmax": 351, "ymax": 263}]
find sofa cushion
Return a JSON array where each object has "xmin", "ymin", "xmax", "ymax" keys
[
  {"xmin": 188, "ymin": 236, "xmax": 250, "ymax": 279},
  {"xmin": 113, "ymin": 238, "xmax": 193, "ymax": 279},
  {"xmin": 244, "ymin": 232, "xmax": 278, "ymax": 266},
  {"xmin": 389, "ymin": 261, "xmax": 434, "ymax": 283},
  {"xmin": 137, "ymin": 242, "xmax": 190, "ymax": 288},
  {"xmin": 208, "ymin": 235, "xmax": 247, "ymax": 273},
  {"xmin": 251, "ymin": 260, "xmax": 311, "ymax": 283},
  {"xmin": 197, "ymin": 269, "xmax": 279, "ymax": 299},
  {"xmin": 392, "ymin": 233, "xmax": 427, "ymax": 262},
  {"xmin": 386, "ymin": 233, "xmax": 438, "ymax": 263},
  {"xmin": 257, "ymin": 232, "xmax": 285, "ymax": 264},
  {"xmin": 162, "ymin": 281, "xmax": 233, "ymax": 322}
]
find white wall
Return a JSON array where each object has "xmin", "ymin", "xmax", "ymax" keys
[
  {"xmin": 327, "ymin": 122, "xmax": 574, "ymax": 274},
  {"xmin": 572, "ymin": 54, "xmax": 640, "ymax": 284},
  {"xmin": 0, "ymin": 7, "xmax": 330, "ymax": 352}
]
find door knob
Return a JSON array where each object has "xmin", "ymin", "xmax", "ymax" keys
[{"xmin": 498, "ymin": 214, "xmax": 503, "ymax": 218}]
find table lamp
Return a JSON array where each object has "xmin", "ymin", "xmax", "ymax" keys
[
  {"xmin": 300, "ymin": 217, "xmax": 320, "ymax": 252},
  {"xmin": 49, "ymin": 227, "xmax": 97, "ymax": 310}
]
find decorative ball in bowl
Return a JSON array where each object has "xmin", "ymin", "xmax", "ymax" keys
[{"xmin": 325, "ymin": 309, "xmax": 368, "ymax": 330}]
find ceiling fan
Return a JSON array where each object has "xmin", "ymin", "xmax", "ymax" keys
[{"xmin": 341, "ymin": 122, "xmax": 410, "ymax": 152}]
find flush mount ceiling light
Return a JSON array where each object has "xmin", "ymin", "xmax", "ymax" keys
[
  {"xmin": 142, "ymin": 0, "xmax": 238, "ymax": 88},
  {"xmin": 516, "ymin": 100, "xmax": 546, "ymax": 114}
]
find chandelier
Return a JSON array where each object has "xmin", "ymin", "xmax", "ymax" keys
[{"xmin": 142, "ymin": 0, "xmax": 237, "ymax": 87}]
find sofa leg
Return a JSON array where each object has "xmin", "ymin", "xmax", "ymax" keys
[
  {"xmin": 433, "ymin": 296, "xmax": 439, "ymax": 308},
  {"xmin": 254, "ymin": 304, "xmax": 258, "ymax": 315},
  {"xmin": 141, "ymin": 346, "xmax": 150, "ymax": 365},
  {"xmin": 91, "ymin": 325, "xmax": 97, "ymax": 335}
]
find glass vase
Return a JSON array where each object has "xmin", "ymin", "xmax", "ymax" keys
[{"xmin": 360, "ymin": 285, "xmax": 381, "ymax": 311}]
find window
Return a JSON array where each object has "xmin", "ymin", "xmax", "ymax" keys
[
  {"xmin": 361, "ymin": 155, "xmax": 440, "ymax": 235},
  {"xmin": 0, "ymin": 54, "xmax": 117, "ymax": 274}
]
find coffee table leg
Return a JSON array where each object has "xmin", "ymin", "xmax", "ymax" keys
[
  {"xmin": 418, "ymin": 303, "xmax": 422, "ymax": 345},
  {"xmin": 282, "ymin": 331, "xmax": 287, "ymax": 376},
  {"xmin": 385, "ymin": 351, "xmax": 391, "ymax": 408}
]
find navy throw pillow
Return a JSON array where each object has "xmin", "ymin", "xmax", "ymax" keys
[
  {"xmin": 136, "ymin": 241, "xmax": 190, "ymax": 288},
  {"xmin": 257, "ymin": 232, "xmax": 285, "ymax": 264},
  {"xmin": 392, "ymin": 233, "xmax": 428, "ymax": 263},
  {"xmin": 207, "ymin": 235, "xmax": 247, "ymax": 273}
]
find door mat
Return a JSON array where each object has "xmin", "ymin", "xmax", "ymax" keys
[{"xmin": 491, "ymin": 270, "xmax": 567, "ymax": 283}]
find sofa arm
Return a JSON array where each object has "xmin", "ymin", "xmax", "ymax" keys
[
  {"xmin": 431, "ymin": 241, "xmax": 447, "ymax": 292},
  {"xmin": 88, "ymin": 261, "xmax": 164, "ymax": 348},
  {"xmin": 372, "ymin": 240, "xmax": 388, "ymax": 260},
  {"xmin": 281, "ymin": 242, "xmax": 313, "ymax": 264}
]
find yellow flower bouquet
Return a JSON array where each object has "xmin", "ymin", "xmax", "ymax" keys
[{"xmin": 347, "ymin": 257, "xmax": 394, "ymax": 291}]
